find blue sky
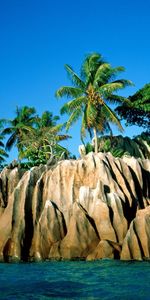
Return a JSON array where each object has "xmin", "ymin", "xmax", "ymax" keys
[{"xmin": 0, "ymin": 0, "xmax": 150, "ymax": 161}]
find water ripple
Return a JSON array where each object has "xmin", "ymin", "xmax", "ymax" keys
[{"xmin": 0, "ymin": 260, "xmax": 150, "ymax": 299}]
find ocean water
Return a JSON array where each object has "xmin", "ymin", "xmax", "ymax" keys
[{"xmin": 0, "ymin": 260, "xmax": 150, "ymax": 299}]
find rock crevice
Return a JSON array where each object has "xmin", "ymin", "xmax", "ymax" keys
[{"xmin": 0, "ymin": 153, "xmax": 150, "ymax": 262}]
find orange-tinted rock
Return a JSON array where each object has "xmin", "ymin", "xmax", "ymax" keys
[
  {"xmin": 121, "ymin": 206, "xmax": 150, "ymax": 260},
  {"xmin": 49, "ymin": 202, "xmax": 99, "ymax": 259},
  {"xmin": 0, "ymin": 153, "xmax": 150, "ymax": 262},
  {"xmin": 87, "ymin": 240, "xmax": 121, "ymax": 260}
]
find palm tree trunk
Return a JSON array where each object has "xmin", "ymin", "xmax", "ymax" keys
[{"xmin": 93, "ymin": 127, "xmax": 98, "ymax": 153}]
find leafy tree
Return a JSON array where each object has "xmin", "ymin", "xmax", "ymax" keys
[
  {"xmin": 19, "ymin": 111, "xmax": 71, "ymax": 166},
  {"xmin": 56, "ymin": 53, "xmax": 133, "ymax": 153},
  {"xmin": 116, "ymin": 83, "xmax": 150, "ymax": 131},
  {"xmin": 2, "ymin": 106, "xmax": 37, "ymax": 157}
]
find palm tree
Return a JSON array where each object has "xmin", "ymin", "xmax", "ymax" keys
[
  {"xmin": 19, "ymin": 111, "xmax": 71, "ymax": 165},
  {"xmin": 56, "ymin": 53, "xmax": 133, "ymax": 153},
  {"xmin": 0, "ymin": 136, "xmax": 8, "ymax": 169},
  {"xmin": 0, "ymin": 122, "xmax": 8, "ymax": 169},
  {"xmin": 35, "ymin": 110, "xmax": 60, "ymax": 129},
  {"xmin": 2, "ymin": 106, "xmax": 37, "ymax": 157}
]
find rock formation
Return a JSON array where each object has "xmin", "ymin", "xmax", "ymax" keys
[{"xmin": 0, "ymin": 152, "xmax": 150, "ymax": 262}]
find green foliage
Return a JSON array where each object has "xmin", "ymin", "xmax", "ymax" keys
[
  {"xmin": 0, "ymin": 123, "xmax": 9, "ymax": 169},
  {"xmin": 18, "ymin": 111, "xmax": 71, "ymax": 167},
  {"xmin": 92, "ymin": 133, "xmax": 150, "ymax": 158},
  {"xmin": 85, "ymin": 142, "xmax": 94, "ymax": 154},
  {"xmin": 1, "ymin": 108, "xmax": 72, "ymax": 168},
  {"xmin": 0, "ymin": 140, "xmax": 8, "ymax": 169},
  {"xmin": 56, "ymin": 53, "xmax": 133, "ymax": 152},
  {"xmin": 1, "ymin": 54, "xmax": 149, "ymax": 167},
  {"xmin": 116, "ymin": 83, "xmax": 150, "ymax": 131},
  {"xmin": 2, "ymin": 106, "xmax": 37, "ymax": 152}
]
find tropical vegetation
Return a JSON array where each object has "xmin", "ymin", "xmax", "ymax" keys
[
  {"xmin": 85, "ymin": 132, "xmax": 150, "ymax": 159},
  {"xmin": 1, "ymin": 107, "xmax": 71, "ymax": 168},
  {"xmin": 56, "ymin": 53, "xmax": 133, "ymax": 153},
  {"xmin": 19, "ymin": 111, "xmax": 71, "ymax": 166},
  {"xmin": 2, "ymin": 106, "xmax": 37, "ymax": 153},
  {"xmin": 0, "ymin": 124, "xmax": 8, "ymax": 169},
  {"xmin": 0, "ymin": 52, "xmax": 149, "ymax": 168},
  {"xmin": 116, "ymin": 83, "xmax": 150, "ymax": 131}
]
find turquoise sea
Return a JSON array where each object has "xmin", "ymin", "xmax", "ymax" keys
[{"xmin": 0, "ymin": 260, "xmax": 150, "ymax": 299}]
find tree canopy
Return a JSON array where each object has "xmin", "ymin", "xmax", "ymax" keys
[
  {"xmin": 56, "ymin": 53, "xmax": 133, "ymax": 152},
  {"xmin": 116, "ymin": 83, "xmax": 150, "ymax": 132},
  {"xmin": 2, "ymin": 106, "xmax": 37, "ymax": 152},
  {"xmin": 2, "ymin": 107, "xmax": 71, "ymax": 168},
  {"xmin": 19, "ymin": 111, "xmax": 71, "ymax": 166},
  {"xmin": 0, "ymin": 53, "xmax": 150, "ymax": 167}
]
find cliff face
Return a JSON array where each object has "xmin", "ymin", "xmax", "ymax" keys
[{"xmin": 0, "ymin": 153, "xmax": 150, "ymax": 262}]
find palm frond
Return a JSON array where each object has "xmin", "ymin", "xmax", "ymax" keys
[
  {"xmin": 112, "ymin": 79, "xmax": 134, "ymax": 87},
  {"xmin": 46, "ymin": 123, "xmax": 64, "ymax": 134},
  {"xmin": 15, "ymin": 123, "xmax": 35, "ymax": 132},
  {"xmin": 55, "ymin": 86, "xmax": 83, "ymax": 98},
  {"xmin": 94, "ymin": 66, "xmax": 129, "ymax": 88},
  {"xmin": 88, "ymin": 53, "xmax": 104, "ymax": 73},
  {"xmin": 1, "ymin": 127, "xmax": 14, "ymax": 136},
  {"xmin": 65, "ymin": 107, "xmax": 82, "ymax": 131},
  {"xmin": 106, "ymin": 94, "xmax": 131, "ymax": 105},
  {"xmin": 5, "ymin": 132, "xmax": 17, "ymax": 151},
  {"xmin": 101, "ymin": 122, "xmax": 113, "ymax": 136},
  {"xmin": 53, "ymin": 143, "xmax": 70, "ymax": 154},
  {"xmin": 102, "ymin": 103, "xmax": 123, "ymax": 132},
  {"xmin": 64, "ymin": 64, "xmax": 85, "ymax": 88},
  {"xmin": 86, "ymin": 103, "xmax": 98, "ymax": 127},
  {"xmin": 81, "ymin": 53, "xmax": 104, "ymax": 84},
  {"xmin": 55, "ymin": 134, "xmax": 71, "ymax": 141},
  {"xmin": 15, "ymin": 106, "xmax": 37, "ymax": 123},
  {"xmin": 106, "ymin": 66, "xmax": 125, "ymax": 82},
  {"xmin": 98, "ymin": 80, "xmax": 133, "ymax": 96},
  {"xmin": 0, "ymin": 118, "xmax": 8, "ymax": 129},
  {"xmin": 38, "ymin": 111, "xmax": 60, "ymax": 128},
  {"xmin": 60, "ymin": 96, "xmax": 86, "ymax": 115},
  {"xmin": 0, "ymin": 149, "xmax": 8, "ymax": 158},
  {"xmin": 0, "ymin": 156, "xmax": 6, "ymax": 163},
  {"xmin": 93, "ymin": 63, "xmax": 111, "ymax": 86}
]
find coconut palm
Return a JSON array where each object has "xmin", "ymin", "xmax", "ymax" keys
[
  {"xmin": 35, "ymin": 110, "xmax": 60, "ymax": 129},
  {"xmin": 56, "ymin": 53, "xmax": 133, "ymax": 153},
  {"xmin": 19, "ymin": 111, "xmax": 71, "ymax": 166},
  {"xmin": 2, "ymin": 106, "xmax": 37, "ymax": 156}
]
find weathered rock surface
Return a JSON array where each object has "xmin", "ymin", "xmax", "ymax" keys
[{"xmin": 0, "ymin": 153, "xmax": 150, "ymax": 262}]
